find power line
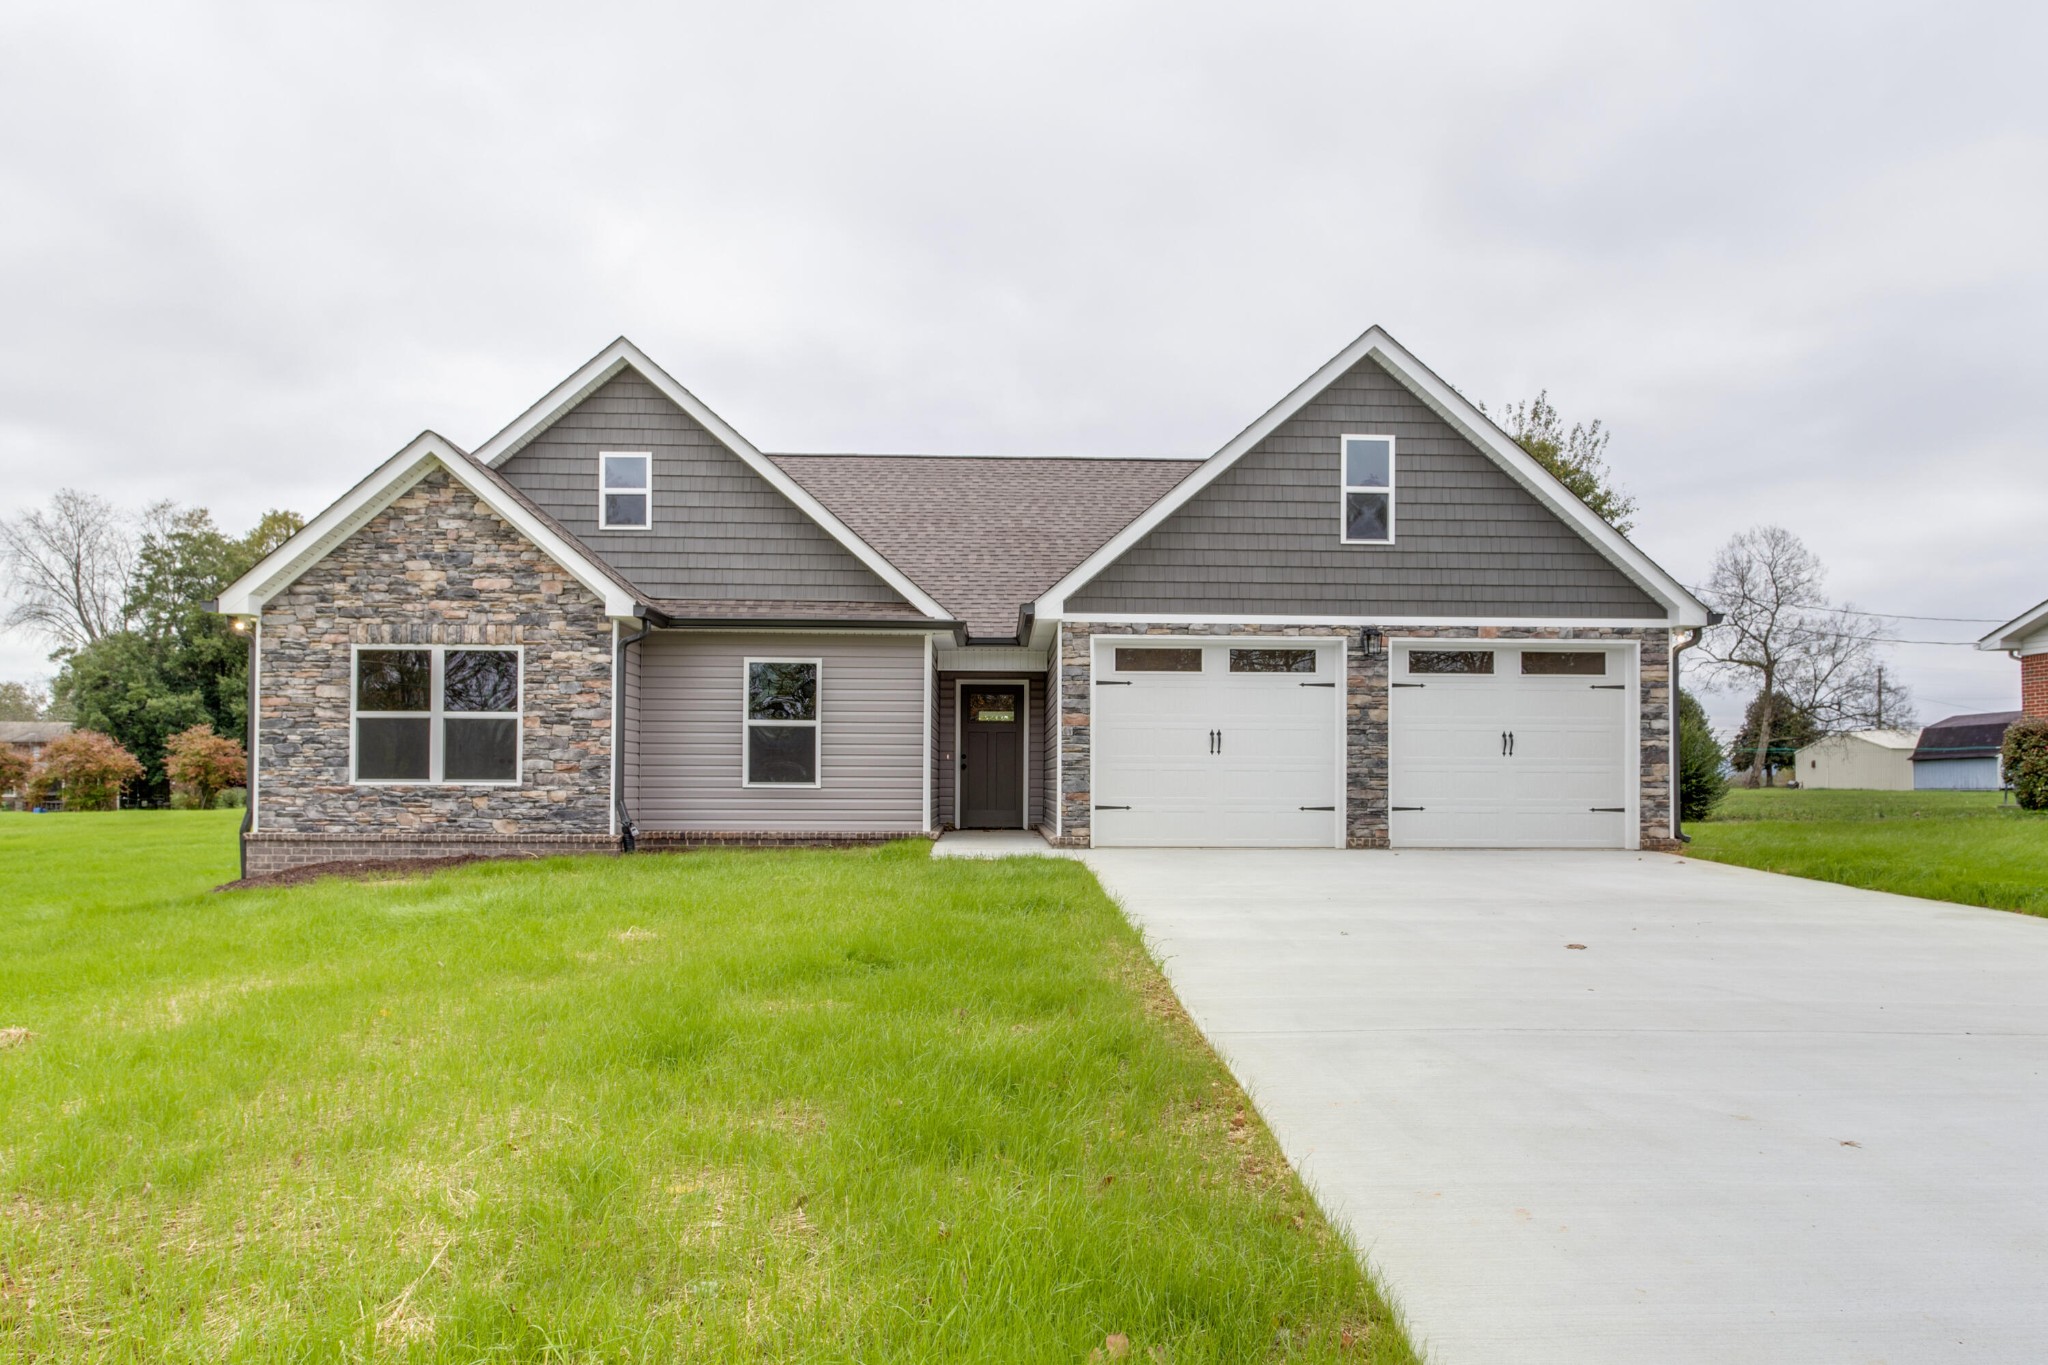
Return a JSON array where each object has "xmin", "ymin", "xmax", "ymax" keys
[{"xmin": 1682, "ymin": 588, "xmax": 2003, "ymax": 625}]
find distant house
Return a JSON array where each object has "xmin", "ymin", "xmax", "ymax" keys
[
  {"xmin": 1910, "ymin": 712, "xmax": 2020, "ymax": 791},
  {"xmin": 1977, "ymin": 597, "xmax": 2048, "ymax": 721},
  {"xmin": 1794, "ymin": 729, "xmax": 1919, "ymax": 790},
  {"xmin": 0, "ymin": 721, "xmax": 73, "ymax": 810}
]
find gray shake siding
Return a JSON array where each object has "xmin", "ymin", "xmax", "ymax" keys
[
  {"xmin": 933, "ymin": 670, "xmax": 1049, "ymax": 829},
  {"xmin": 1068, "ymin": 354, "xmax": 1664, "ymax": 619},
  {"xmin": 496, "ymin": 370, "xmax": 909, "ymax": 606},
  {"xmin": 630, "ymin": 631, "xmax": 927, "ymax": 835}
]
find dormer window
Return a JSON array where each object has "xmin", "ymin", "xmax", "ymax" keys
[
  {"xmin": 1340, "ymin": 434, "xmax": 1394, "ymax": 544},
  {"xmin": 599, "ymin": 452, "xmax": 652, "ymax": 530}
]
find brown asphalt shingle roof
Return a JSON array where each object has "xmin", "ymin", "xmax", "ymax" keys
[{"xmin": 770, "ymin": 455, "xmax": 1201, "ymax": 639}]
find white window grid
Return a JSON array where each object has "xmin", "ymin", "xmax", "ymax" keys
[
  {"xmin": 350, "ymin": 644, "xmax": 524, "ymax": 786},
  {"xmin": 741, "ymin": 657, "xmax": 823, "ymax": 788},
  {"xmin": 598, "ymin": 451, "xmax": 653, "ymax": 530},
  {"xmin": 1339, "ymin": 433, "xmax": 1396, "ymax": 545}
]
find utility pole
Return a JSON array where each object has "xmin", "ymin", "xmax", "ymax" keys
[{"xmin": 1875, "ymin": 665, "xmax": 1885, "ymax": 729}]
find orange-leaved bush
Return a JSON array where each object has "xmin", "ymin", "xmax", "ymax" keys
[
  {"xmin": 164, "ymin": 723, "xmax": 248, "ymax": 810},
  {"xmin": 30, "ymin": 730, "xmax": 145, "ymax": 811}
]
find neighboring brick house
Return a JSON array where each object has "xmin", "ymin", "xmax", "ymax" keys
[
  {"xmin": 0, "ymin": 721, "xmax": 73, "ymax": 810},
  {"xmin": 1979, "ymin": 598, "xmax": 2048, "ymax": 722},
  {"xmin": 215, "ymin": 328, "xmax": 1714, "ymax": 874}
]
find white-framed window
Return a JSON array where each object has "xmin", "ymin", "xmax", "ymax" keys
[
  {"xmin": 742, "ymin": 658, "xmax": 821, "ymax": 787},
  {"xmin": 352, "ymin": 645, "xmax": 523, "ymax": 785},
  {"xmin": 1340, "ymin": 433, "xmax": 1395, "ymax": 544},
  {"xmin": 598, "ymin": 451, "xmax": 652, "ymax": 530}
]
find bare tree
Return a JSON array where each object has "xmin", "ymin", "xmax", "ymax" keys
[
  {"xmin": 1696, "ymin": 525, "xmax": 1906, "ymax": 787},
  {"xmin": 0, "ymin": 490, "xmax": 151, "ymax": 651}
]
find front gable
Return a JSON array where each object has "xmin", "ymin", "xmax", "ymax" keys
[
  {"xmin": 495, "ymin": 367, "xmax": 914, "ymax": 608},
  {"xmin": 1068, "ymin": 351, "xmax": 1665, "ymax": 618}
]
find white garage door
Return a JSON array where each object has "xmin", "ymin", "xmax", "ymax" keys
[
  {"xmin": 1092, "ymin": 638, "xmax": 1342, "ymax": 847},
  {"xmin": 1388, "ymin": 643, "xmax": 1634, "ymax": 848}
]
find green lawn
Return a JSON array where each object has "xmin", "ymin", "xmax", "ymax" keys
[
  {"xmin": 1687, "ymin": 787, "xmax": 2048, "ymax": 916},
  {"xmin": 0, "ymin": 812, "xmax": 1415, "ymax": 1363}
]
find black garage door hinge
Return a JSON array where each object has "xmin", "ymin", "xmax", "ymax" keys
[
  {"xmin": 1392, "ymin": 682, "xmax": 1426, "ymax": 688},
  {"xmin": 1098, "ymin": 680, "xmax": 1133, "ymax": 686},
  {"xmin": 1299, "ymin": 681, "xmax": 1336, "ymax": 687},
  {"xmin": 1590, "ymin": 684, "xmax": 1626, "ymax": 690},
  {"xmin": 1391, "ymin": 805, "xmax": 1426, "ymax": 811},
  {"xmin": 1094, "ymin": 804, "xmax": 1132, "ymax": 811},
  {"xmin": 1298, "ymin": 805, "xmax": 1336, "ymax": 811},
  {"xmin": 1590, "ymin": 806, "xmax": 1626, "ymax": 812}
]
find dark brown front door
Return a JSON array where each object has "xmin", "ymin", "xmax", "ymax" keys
[{"xmin": 960, "ymin": 686, "xmax": 1024, "ymax": 828}]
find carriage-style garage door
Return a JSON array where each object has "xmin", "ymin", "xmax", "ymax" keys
[
  {"xmin": 1387, "ymin": 642, "xmax": 1635, "ymax": 849},
  {"xmin": 1091, "ymin": 638, "xmax": 1344, "ymax": 848}
]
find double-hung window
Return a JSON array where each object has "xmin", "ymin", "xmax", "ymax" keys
[
  {"xmin": 353, "ymin": 646, "xmax": 522, "ymax": 784},
  {"xmin": 1340, "ymin": 434, "xmax": 1395, "ymax": 544},
  {"xmin": 599, "ymin": 451, "xmax": 652, "ymax": 530},
  {"xmin": 743, "ymin": 659, "xmax": 821, "ymax": 786}
]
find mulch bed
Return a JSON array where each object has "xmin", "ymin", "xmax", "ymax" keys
[{"xmin": 215, "ymin": 855, "xmax": 491, "ymax": 892}]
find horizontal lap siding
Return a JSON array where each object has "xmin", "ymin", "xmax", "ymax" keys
[
  {"xmin": 636, "ymin": 632, "xmax": 925, "ymax": 832},
  {"xmin": 934, "ymin": 671, "xmax": 1047, "ymax": 828},
  {"xmin": 496, "ymin": 371, "xmax": 907, "ymax": 605},
  {"xmin": 1068, "ymin": 355, "xmax": 1664, "ymax": 619}
]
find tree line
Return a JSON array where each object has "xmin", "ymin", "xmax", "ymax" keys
[{"xmin": 0, "ymin": 491, "xmax": 299, "ymax": 803}]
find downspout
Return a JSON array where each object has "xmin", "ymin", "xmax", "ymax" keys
[
  {"xmin": 238, "ymin": 615, "xmax": 256, "ymax": 879},
  {"xmin": 613, "ymin": 619, "xmax": 652, "ymax": 852}
]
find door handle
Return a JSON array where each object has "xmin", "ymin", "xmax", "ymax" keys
[
  {"xmin": 1501, "ymin": 730, "xmax": 1508, "ymax": 757},
  {"xmin": 1217, "ymin": 730, "xmax": 1223, "ymax": 755},
  {"xmin": 1509, "ymin": 731, "xmax": 1515, "ymax": 756}
]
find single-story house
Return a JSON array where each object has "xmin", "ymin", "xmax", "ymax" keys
[
  {"xmin": 213, "ymin": 327, "xmax": 1714, "ymax": 875},
  {"xmin": 1910, "ymin": 712, "xmax": 2021, "ymax": 790},
  {"xmin": 1978, "ymin": 597, "xmax": 2048, "ymax": 721},
  {"xmin": 1, "ymin": 720, "xmax": 72, "ymax": 810},
  {"xmin": 1793, "ymin": 729, "xmax": 1920, "ymax": 790}
]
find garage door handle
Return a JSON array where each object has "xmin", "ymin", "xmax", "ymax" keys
[
  {"xmin": 1299, "ymin": 681, "xmax": 1335, "ymax": 688},
  {"xmin": 1094, "ymin": 804, "xmax": 1131, "ymax": 811},
  {"xmin": 1391, "ymin": 805, "xmax": 1426, "ymax": 811},
  {"xmin": 1590, "ymin": 806, "xmax": 1625, "ymax": 812},
  {"xmin": 1099, "ymin": 680, "xmax": 1132, "ymax": 686},
  {"xmin": 1590, "ymin": 684, "xmax": 1625, "ymax": 690},
  {"xmin": 1299, "ymin": 805, "xmax": 1336, "ymax": 811},
  {"xmin": 1392, "ymin": 682, "xmax": 1425, "ymax": 689}
]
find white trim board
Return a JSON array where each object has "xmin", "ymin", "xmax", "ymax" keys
[
  {"xmin": 1979, "ymin": 596, "xmax": 2048, "ymax": 653},
  {"xmin": 468, "ymin": 337, "xmax": 951, "ymax": 622},
  {"xmin": 1061, "ymin": 613, "xmax": 1675, "ymax": 629},
  {"xmin": 1034, "ymin": 326, "xmax": 1711, "ymax": 628},
  {"xmin": 215, "ymin": 432, "xmax": 642, "ymax": 619}
]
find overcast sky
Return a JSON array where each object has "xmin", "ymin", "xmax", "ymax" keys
[{"xmin": 3, "ymin": 0, "xmax": 2042, "ymax": 730}]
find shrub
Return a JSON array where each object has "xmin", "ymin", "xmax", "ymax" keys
[
  {"xmin": 163, "ymin": 723, "xmax": 248, "ymax": 810},
  {"xmin": 29, "ymin": 730, "xmax": 145, "ymax": 811},
  {"xmin": 1678, "ymin": 688, "xmax": 1728, "ymax": 824},
  {"xmin": 218, "ymin": 786, "xmax": 248, "ymax": 809},
  {"xmin": 2005, "ymin": 717, "xmax": 2048, "ymax": 811},
  {"xmin": 0, "ymin": 745, "xmax": 29, "ymax": 805}
]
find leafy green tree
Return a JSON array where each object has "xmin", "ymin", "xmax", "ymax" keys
[
  {"xmin": 1676, "ymin": 688, "xmax": 1728, "ymax": 823},
  {"xmin": 0, "ymin": 680, "xmax": 46, "ymax": 721},
  {"xmin": 1488, "ymin": 391, "xmax": 1638, "ymax": 533},
  {"xmin": 51, "ymin": 507, "xmax": 301, "ymax": 798},
  {"xmin": 1729, "ymin": 691, "xmax": 1820, "ymax": 784}
]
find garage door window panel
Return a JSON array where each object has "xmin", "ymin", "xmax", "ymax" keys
[
  {"xmin": 745, "ymin": 659, "xmax": 821, "ymax": 786},
  {"xmin": 1230, "ymin": 648, "xmax": 1317, "ymax": 674},
  {"xmin": 1522, "ymin": 651, "xmax": 1607, "ymax": 677},
  {"xmin": 1113, "ymin": 647, "xmax": 1203, "ymax": 673},
  {"xmin": 1408, "ymin": 649, "xmax": 1495, "ymax": 675}
]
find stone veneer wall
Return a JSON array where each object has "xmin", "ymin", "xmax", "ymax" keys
[
  {"xmin": 254, "ymin": 467, "xmax": 615, "ymax": 867},
  {"xmin": 1055, "ymin": 620, "xmax": 1674, "ymax": 850}
]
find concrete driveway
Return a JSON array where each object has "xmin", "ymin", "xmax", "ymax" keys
[{"xmin": 1078, "ymin": 849, "xmax": 2048, "ymax": 1365}]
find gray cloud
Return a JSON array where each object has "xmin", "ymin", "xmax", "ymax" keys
[{"xmin": 2, "ymin": 0, "xmax": 2040, "ymax": 724}]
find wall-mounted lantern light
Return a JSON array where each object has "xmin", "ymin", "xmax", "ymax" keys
[{"xmin": 1360, "ymin": 627, "xmax": 1382, "ymax": 657}]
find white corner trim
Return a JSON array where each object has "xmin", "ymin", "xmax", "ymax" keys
[
  {"xmin": 467, "ymin": 338, "xmax": 952, "ymax": 622},
  {"xmin": 1979, "ymin": 596, "xmax": 2048, "ymax": 652},
  {"xmin": 214, "ymin": 432, "xmax": 643, "ymax": 618},
  {"xmin": 1033, "ymin": 326, "xmax": 1711, "ymax": 628}
]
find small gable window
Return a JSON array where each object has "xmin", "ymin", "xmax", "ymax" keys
[
  {"xmin": 599, "ymin": 451, "xmax": 652, "ymax": 530},
  {"xmin": 1340, "ymin": 434, "xmax": 1395, "ymax": 544}
]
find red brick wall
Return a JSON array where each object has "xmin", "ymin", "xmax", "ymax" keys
[{"xmin": 2024, "ymin": 652, "xmax": 2048, "ymax": 719}]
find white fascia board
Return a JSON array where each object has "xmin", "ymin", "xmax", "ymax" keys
[
  {"xmin": 1034, "ymin": 326, "xmax": 1712, "ymax": 629},
  {"xmin": 1062, "ymin": 612, "xmax": 1681, "ymax": 629},
  {"xmin": 1978, "ymin": 596, "xmax": 2048, "ymax": 652},
  {"xmin": 214, "ymin": 432, "xmax": 641, "ymax": 618},
  {"xmin": 468, "ymin": 337, "xmax": 952, "ymax": 622}
]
